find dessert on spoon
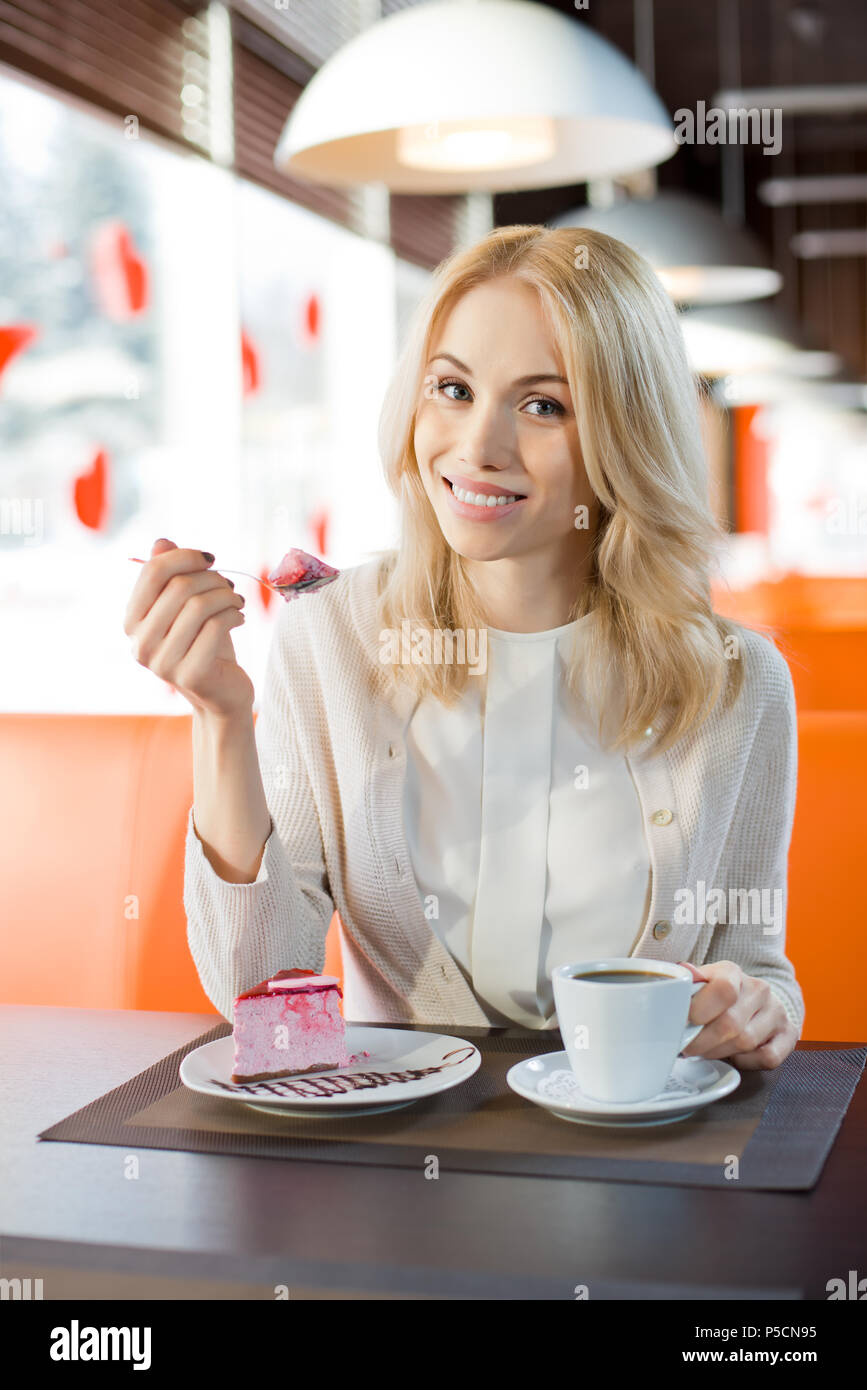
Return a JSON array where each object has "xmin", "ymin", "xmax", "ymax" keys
[
  {"xmin": 266, "ymin": 548, "xmax": 340, "ymax": 600},
  {"xmin": 129, "ymin": 547, "xmax": 340, "ymax": 601}
]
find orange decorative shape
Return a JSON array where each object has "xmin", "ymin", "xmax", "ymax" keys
[
  {"xmin": 0, "ymin": 324, "xmax": 38, "ymax": 384},
  {"xmin": 304, "ymin": 292, "xmax": 320, "ymax": 342},
  {"xmin": 258, "ymin": 564, "xmax": 273, "ymax": 611},
  {"xmin": 89, "ymin": 221, "xmax": 149, "ymax": 320},
  {"xmin": 241, "ymin": 329, "xmax": 261, "ymax": 396},
  {"xmin": 309, "ymin": 505, "xmax": 330, "ymax": 558},
  {"xmin": 73, "ymin": 447, "xmax": 109, "ymax": 531}
]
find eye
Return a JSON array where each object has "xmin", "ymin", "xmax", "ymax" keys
[
  {"xmin": 433, "ymin": 378, "xmax": 566, "ymax": 417},
  {"xmin": 523, "ymin": 395, "xmax": 565, "ymax": 418},
  {"xmin": 437, "ymin": 377, "xmax": 471, "ymax": 401}
]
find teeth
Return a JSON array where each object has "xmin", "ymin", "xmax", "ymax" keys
[{"xmin": 451, "ymin": 483, "xmax": 520, "ymax": 506}]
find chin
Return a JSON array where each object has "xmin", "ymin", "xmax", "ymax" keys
[{"xmin": 437, "ymin": 517, "xmax": 515, "ymax": 560}]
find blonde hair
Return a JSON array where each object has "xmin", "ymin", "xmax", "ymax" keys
[{"xmin": 374, "ymin": 224, "xmax": 746, "ymax": 755}]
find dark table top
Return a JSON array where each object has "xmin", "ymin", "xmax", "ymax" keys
[{"xmin": 2, "ymin": 1006, "xmax": 865, "ymax": 1300}]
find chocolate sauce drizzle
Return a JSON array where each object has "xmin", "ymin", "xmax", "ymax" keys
[{"xmin": 215, "ymin": 1045, "xmax": 477, "ymax": 1098}]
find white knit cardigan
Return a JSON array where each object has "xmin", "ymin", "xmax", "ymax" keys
[{"xmin": 184, "ymin": 557, "xmax": 805, "ymax": 1036}]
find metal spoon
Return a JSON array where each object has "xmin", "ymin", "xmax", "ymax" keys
[{"xmin": 128, "ymin": 557, "xmax": 282, "ymax": 595}]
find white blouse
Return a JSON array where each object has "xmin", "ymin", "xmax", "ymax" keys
[{"xmin": 402, "ymin": 614, "xmax": 652, "ymax": 1029}]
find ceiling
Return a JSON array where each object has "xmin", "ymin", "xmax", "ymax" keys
[{"xmin": 495, "ymin": 0, "xmax": 867, "ymax": 376}]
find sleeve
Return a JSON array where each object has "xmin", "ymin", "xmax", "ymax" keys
[
  {"xmin": 183, "ymin": 603, "xmax": 335, "ymax": 1020},
  {"xmin": 702, "ymin": 639, "xmax": 805, "ymax": 1039}
]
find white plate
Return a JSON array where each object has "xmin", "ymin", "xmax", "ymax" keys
[
  {"xmin": 180, "ymin": 1027, "xmax": 481, "ymax": 1117},
  {"xmin": 507, "ymin": 1052, "xmax": 741, "ymax": 1127}
]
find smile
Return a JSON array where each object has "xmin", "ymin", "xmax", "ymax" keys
[{"xmin": 441, "ymin": 475, "xmax": 527, "ymax": 521}]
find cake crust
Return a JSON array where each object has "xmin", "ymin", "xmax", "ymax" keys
[{"xmin": 230, "ymin": 1059, "xmax": 342, "ymax": 1083}]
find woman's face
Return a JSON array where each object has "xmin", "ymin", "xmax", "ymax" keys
[{"xmin": 413, "ymin": 276, "xmax": 598, "ymax": 566}]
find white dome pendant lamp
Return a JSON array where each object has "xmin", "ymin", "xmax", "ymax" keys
[
  {"xmin": 273, "ymin": 0, "xmax": 677, "ymax": 193},
  {"xmin": 551, "ymin": 190, "xmax": 783, "ymax": 305}
]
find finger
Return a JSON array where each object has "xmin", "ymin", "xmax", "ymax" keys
[
  {"xmin": 687, "ymin": 962, "xmax": 742, "ymax": 1026},
  {"xmin": 727, "ymin": 1023, "xmax": 795, "ymax": 1071},
  {"xmin": 130, "ymin": 569, "xmax": 236, "ymax": 662},
  {"xmin": 676, "ymin": 960, "xmax": 710, "ymax": 983},
  {"xmin": 174, "ymin": 608, "xmax": 247, "ymax": 688},
  {"xmin": 150, "ymin": 588, "xmax": 246, "ymax": 676},
  {"xmin": 124, "ymin": 545, "xmax": 217, "ymax": 633},
  {"xmin": 687, "ymin": 998, "xmax": 777, "ymax": 1060},
  {"xmin": 151, "ymin": 537, "xmax": 178, "ymax": 557}
]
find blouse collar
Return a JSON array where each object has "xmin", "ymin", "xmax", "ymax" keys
[{"xmin": 485, "ymin": 610, "xmax": 595, "ymax": 643}]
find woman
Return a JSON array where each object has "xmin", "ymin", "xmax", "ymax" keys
[{"xmin": 124, "ymin": 225, "xmax": 803, "ymax": 1071}]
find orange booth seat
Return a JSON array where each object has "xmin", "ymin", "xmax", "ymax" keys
[
  {"xmin": 1, "ymin": 708, "xmax": 865, "ymax": 1041},
  {"xmin": 712, "ymin": 572, "xmax": 867, "ymax": 711},
  {"xmin": 0, "ymin": 713, "xmax": 342, "ymax": 1017}
]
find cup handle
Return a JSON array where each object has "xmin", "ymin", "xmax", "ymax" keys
[{"xmin": 679, "ymin": 981, "xmax": 705, "ymax": 1052}]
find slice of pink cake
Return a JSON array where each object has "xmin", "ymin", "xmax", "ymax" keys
[{"xmin": 231, "ymin": 968, "xmax": 352, "ymax": 1082}]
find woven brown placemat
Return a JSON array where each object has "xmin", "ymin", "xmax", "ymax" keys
[{"xmin": 37, "ymin": 1023, "xmax": 866, "ymax": 1191}]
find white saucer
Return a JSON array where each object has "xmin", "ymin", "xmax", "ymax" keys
[
  {"xmin": 180, "ymin": 1027, "xmax": 481, "ymax": 1117},
  {"xmin": 507, "ymin": 1052, "xmax": 740, "ymax": 1127}
]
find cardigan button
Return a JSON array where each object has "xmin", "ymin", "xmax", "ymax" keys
[
  {"xmin": 651, "ymin": 808, "xmax": 673, "ymax": 826},
  {"xmin": 387, "ymin": 742, "xmax": 399, "ymax": 759},
  {"xmin": 652, "ymin": 920, "xmax": 672, "ymax": 940}
]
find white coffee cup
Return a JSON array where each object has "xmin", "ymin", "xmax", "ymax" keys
[{"xmin": 551, "ymin": 958, "xmax": 705, "ymax": 1104}]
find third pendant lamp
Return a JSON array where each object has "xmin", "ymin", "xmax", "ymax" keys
[{"xmin": 274, "ymin": 0, "xmax": 677, "ymax": 193}]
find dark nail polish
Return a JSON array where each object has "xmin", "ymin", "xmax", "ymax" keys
[
  {"xmin": 201, "ymin": 551, "xmax": 215, "ymax": 563},
  {"xmin": 227, "ymin": 579, "xmax": 235, "ymax": 589}
]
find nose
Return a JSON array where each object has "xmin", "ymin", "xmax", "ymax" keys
[{"xmin": 454, "ymin": 395, "xmax": 515, "ymax": 471}]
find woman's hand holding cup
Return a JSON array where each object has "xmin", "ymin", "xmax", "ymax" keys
[
  {"xmin": 676, "ymin": 960, "xmax": 798, "ymax": 1070},
  {"xmin": 123, "ymin": 538, "xmax": 254, "ymax": 719}
]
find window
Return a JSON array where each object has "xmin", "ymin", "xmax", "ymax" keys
[{"xmin": 0, "ymin": 67, "xmax": 427, "ymax": 711}]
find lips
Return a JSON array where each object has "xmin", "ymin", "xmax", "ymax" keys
[
  {"xmin": 443, "ymin": 472, "xmax": 527, "ymax": 499},
  {"xmin": 441, "ymin": 476, "xmax": 527, "ymax": 522}
]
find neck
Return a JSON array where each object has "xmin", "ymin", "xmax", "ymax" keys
[{"xmin": 462, "ymin": 542, "xmax": 595, "ymax": 633}]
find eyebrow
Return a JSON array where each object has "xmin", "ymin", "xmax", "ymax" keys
[{"xmin": 426, "ymin": 352, "xmax": 569, "ymax": 387}]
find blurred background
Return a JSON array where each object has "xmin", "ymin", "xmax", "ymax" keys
[{"xmin": 1, "ymin": 0, "xmax": 865, "ymax": 1032}]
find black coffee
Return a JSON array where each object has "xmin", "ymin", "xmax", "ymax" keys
[{"xmin": 571, "ymin": 970, "xmax": 669, "ymax": 984}]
